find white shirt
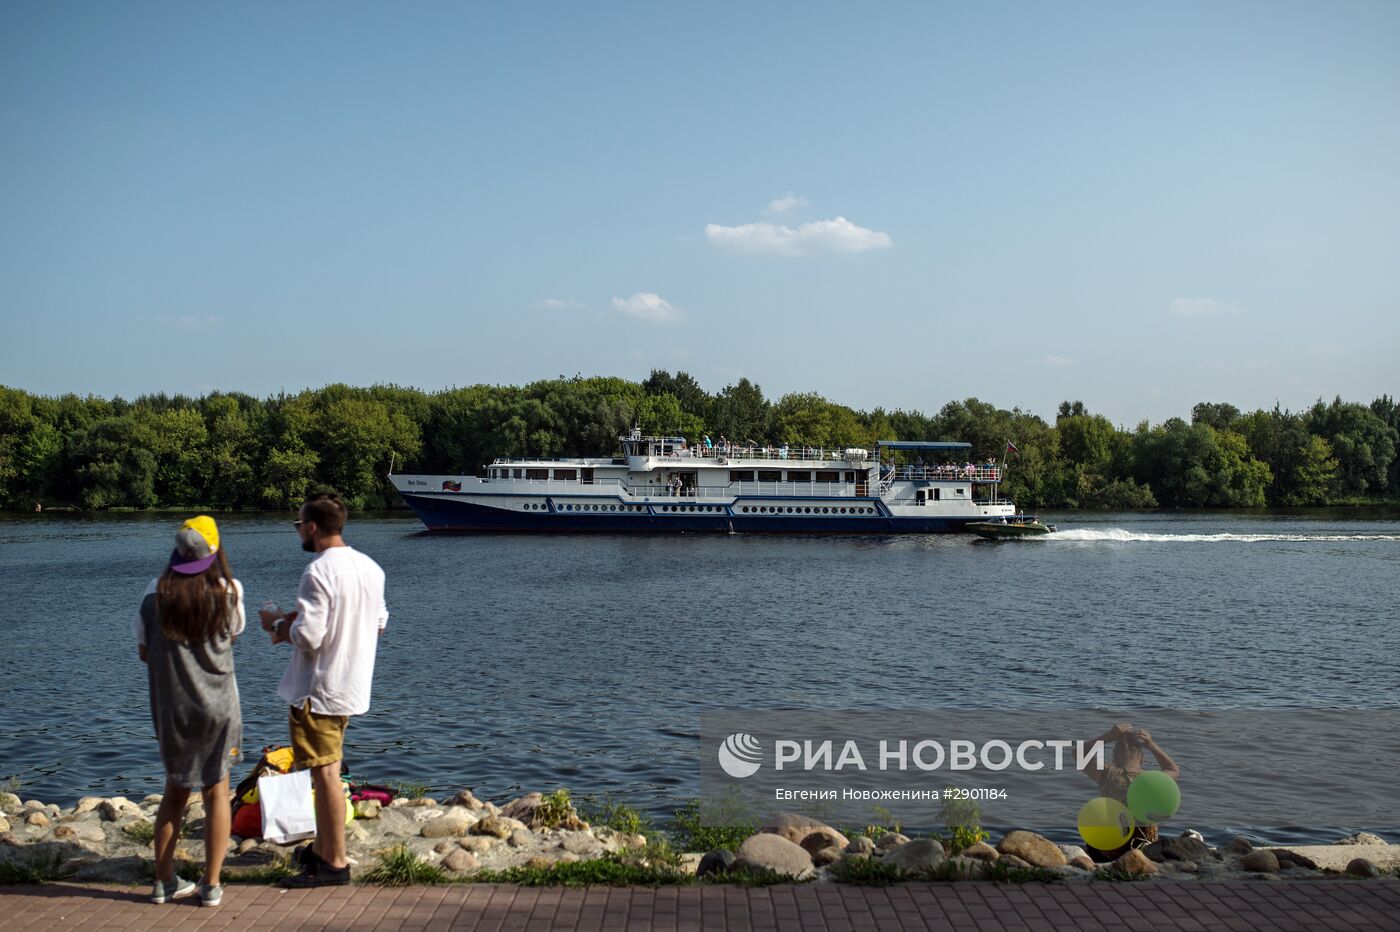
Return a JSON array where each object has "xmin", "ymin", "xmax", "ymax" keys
[
  {"xmin": 133, "ymin": 577, "xmax": 246, "ymax": 645},
  {"xmin": 278, "ymin": 546, "xmax": 388, "ymax": 716}
]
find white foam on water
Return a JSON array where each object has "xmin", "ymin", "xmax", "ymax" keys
[{"xmin": 1048, "ymin": 528, "xmax": 1400, "ymax": 543}]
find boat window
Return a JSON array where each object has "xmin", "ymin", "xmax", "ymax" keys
[
  {"xmin": 580, "ymin": 468, "xmax": 594, "ymax": 484},
  {"xmin": 526, "ymin": 468, "xmax": 548, "ymax": 480},
  {"xmin": 814, "ymin": 471, "xmax": 839, "ymax": 482},
  {"xmin": 844, "ymin": 472, "xmax": 855, "ymax": 482},
  {"xmin": 786, "ymin": 471, "xmax": 812, "ymax": 482},
  {"xmin": 729, "ymin": 470, "xmax": 755, "ymax": 482},
  {"xmin": 513, "ymin": 468, "xmax": 523, "ymax": 479},
  {"xmin": 554, "ymin": 469, "xmax": 576, "ymax": 481},
  {"xmin": 934, "ymin": 488, "xmax": 941, "ymax": 501},
  {"xmin": 757, "ymin": 470, "xmax": 781, "ymax": 482},
  {"xmin": 916, "ymin": 490, "xmax": 925, "ymax": 503}
]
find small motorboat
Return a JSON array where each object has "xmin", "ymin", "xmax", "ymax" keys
[{"xmin": 965, "ymin": 515, "xmax": 1057, "ymax": 539}]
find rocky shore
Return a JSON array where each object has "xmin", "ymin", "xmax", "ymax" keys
[{"xmin": 2, "ymin": 790, "xmax": 1397, "ymax": 886}]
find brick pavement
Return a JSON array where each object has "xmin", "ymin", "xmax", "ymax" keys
[{"xmin": 4, "ymin": 881, "xmax": 1400, "ymax": 931}]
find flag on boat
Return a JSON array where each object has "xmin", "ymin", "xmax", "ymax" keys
[
  {"xmin": 442, "ymin": 479, "xmax": 462, "ymax": 491},
  {"xmin": 1006, "ymin": 441, "xmax": 1020, "ymax": 455}
]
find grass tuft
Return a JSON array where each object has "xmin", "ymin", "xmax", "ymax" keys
[
  {"xmin": 574, "ymin": 794, "xmax": 651, "ymax": 837},
  {"xmin": 668, "ymin": 799, "xmax": 758, "ymax": 854},
  {"xmin": 0, "ymin": 851, "xmax": 76, "ymax": 885},
  {"xmin": 830, "ymin": 856, "xmax": 906, "ymax": 886},
  {"xmin": 360, "ymin": 846, "xmax": 447, "ymax": 886},
  {"xmin": 122, "ymin": 820, "xmax": 156, "ymax": 845},
  {"xmin": 533, "ymin": 788, "xmax": 574, "ymax": 829},
  {"xmin": 385, "ymin": 780, "xmax": 433, "ymax": 801},
  {"xmin": 470, "ymin": 852, "xmax": 688, "ymax": 887}
]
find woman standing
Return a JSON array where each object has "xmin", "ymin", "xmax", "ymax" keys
[{"xmin": 134, "ymin": 516, "xmax": 244, "ymax": 907}]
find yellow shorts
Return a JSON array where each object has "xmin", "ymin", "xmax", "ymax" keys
[{"xmin": 288, "ymin": 700, "xmax": 348, "ymax": 768}]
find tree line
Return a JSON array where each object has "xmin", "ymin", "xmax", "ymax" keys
[{"xmin": 1, "ymin": 373, "xmax": 1396, "ymax": 511}]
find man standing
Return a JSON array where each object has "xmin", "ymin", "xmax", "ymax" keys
[{"xmin": 260, "ymin": 491, "xmax": 387, "ymax": 888}]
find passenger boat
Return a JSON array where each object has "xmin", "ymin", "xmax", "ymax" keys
[
  {"xmin": 965, "ymin": 516, "xmax": 1056, "ymax": 539},
  {"xmin": 389, "ymin": 430, "xmax": 1018, "ymax": 533}
]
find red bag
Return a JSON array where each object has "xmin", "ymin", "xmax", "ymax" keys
[{"xmin": 231, "ymin": 800, "xmax": 262, "ymax": 838}]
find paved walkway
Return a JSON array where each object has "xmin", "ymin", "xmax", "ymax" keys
[{"xmin": 4, "ymin": 881, "xmax": 1400, "ymax": 930}]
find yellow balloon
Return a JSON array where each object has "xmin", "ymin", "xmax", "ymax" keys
[{"xmin": 1078, "ymin": 797, "xmax": 1134, "ymax": 850}]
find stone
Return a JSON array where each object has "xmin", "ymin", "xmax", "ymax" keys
[
  {"xmin": 237, "ymin": 838, "xmax": 259, "ymax": 855},
  {"xmin": 811, "ymin": 845, "xmax": 842, "ymax": 868},
  {"xmin": 844, "ymin": 836, "xmax": 875, "ymax": 856},
  {"xmin": 1227, "ymin": 836, "xmax": 1255, "ymax": 854},
  {"xmin": 798, "ymin": 827, "xmax": 849, "ymax": 856},
  {"xmin": 52, "ymin": 822, "xmax": 105, "ymax": 845},
  {"xmin": 624, "ymin": 833, "xmax": 648, "ymax": 849},
  {"xmin": 1057, "ymin": 844, "xmax": 1088, "ymax": 863},
  {"xmin": 733, "ymin": 833, "xmax": 815, "ymax": 880},
  {"xmin": 25, "ymin": 811, "xmax": 50, "ymax": 828},
  {"xmin": 433, "ymin": 841, "xmax": 456, "ymax": 855},
  {"xmin": 697, "ymin": 849, "xmax": 736, "ymax": 878},
  {"xmin": 142, "ymin": 795, "xmax": 163, "ymax": 806},
  {"xmin": 1159, "ymin": 835, "xmax": 1216, "ymax": 863},
  {"xmin": 447, "ymin": 790, "xmax": 483, "ymax": 809},
  {"xmin": 556, "ymin": 852, "xmax": 580, "ymax": 864},
  {"xmin": 960, "ymin": 842, "xmax": 999, "ymax": 863},
  {"xmin": 1272, "ymin": 849, "xmax": 1318, "ymax": 871},
  {"xmin": 499, "ymin": 792, "xmax": 543, "ymax": 823},
  {"xmin": 559, "ymin": 833, "xmax": 602, "ymax": 856},
  {"xmin": 882, "ymin": 838, "xmax": 946, "ymax": 876},
  {"xmin": 1240, "ymin": 850, "xmax": 1280, "ymax": 873},
  {"xmin": 1069, "ymin": 855, "xmax": 1095, "ymax": 871},
  {"xmin": 874, "ymin": 832, "xmax": 910, "ymax": 851},
  {"xmin": 1337, "ymin": 832, "xmax": 1386, "ymax": 846},
  {"xmin": 996, "ymin": 831, "xmax": 1067, "ymax": 868},
  {"xmin": 74, "ymin": 797, "xmax": 104, "ymax": 815},
  {"xmin": 23, "ymin": 800, "xmax": 45, "ymax": 810},
  {"xmin": 1168, "ymin": 860, "xmax": 1199, "ymax": 873},
  {"xmin": 390, "ymin": 797, "xmax": 411, "ymax": 807},
  {"xmin": 421, "ymin": 816, "xmax": 471, "ymax": 839},
  {"xmin": 404, "ymin": 798, "xmax": 438, "ymax": 807},
  {"xmin": 1346, "ymin": 858, "xmax": 1381, "ymax": 878},
  {"xmin": 761, "ymin": 812, "xmax": 842, "ymax": 846},
  {"xmin": 355, "ymin": 799, "xmax": 382, "ymax": 820},
  {"xmin": 0, "ymin": 792, "xmax": 21, "ymax": 814},
  {"xmin": 99, "ymin": 798, "xmax": 140, "ymax": 822},
  {"xmin": 507, "ymin": 828, "xmax": 533, "ymax": 848},
  {"xmin": 459, "ymin": 836, "xmax": 496, "ymax": 854},
  {"xmin": 998, "ymin": 854, "xmax": 1031, "ymax": 870},
  {"xmin": 442, "ymin": 848, "xmax": 479, "ymax": 873},
  {"xmin": 470, "ymin": 815, "xmax": 517, "ymax": 838},
  {"xmin": 1110, "ymin": 849, "xmax": 1159, "ymax": 877},
  {"xmin": 0, "ymin": 816, "xmax": 8, "ymax": 834},
  {"xmin": 524, "ymin": 855, "xmax": 557, "ymax": 870},
  {"xmin": 482, "ymin": 802, "xmax": 500, "ymax": 816}
]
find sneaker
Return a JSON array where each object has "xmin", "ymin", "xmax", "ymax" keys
[
  {"xmin": 151, "ymin": 876, "xmax": 197, "ymax": 904},
  {"xmin": 279, "ymin": 862, "xmax": 350, "ymax": 888},
  {"xmin": 198, "ymin": 883, "xmax": 222, "ymax": 907}
]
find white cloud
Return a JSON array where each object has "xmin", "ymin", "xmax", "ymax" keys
[
  {"xmin": 531, "ymin": 297, "xmax": 585, "ymax": 310},
  {"xmin": 1041, "ymin": 354, "xmax": 1075, "ymax": 367},
  {"xmin": 612, "ymin": 292, "xmax": 681, "ymax": 322},
  {"xmin": 1168, "ymin": 297, "xmax": 1237, "ymax": 317},
  {"xmin": 764, "ymin": 192, "xmax": 809, "ymax": 216},
  {"xmin": 705, "ymin": 216, "xmax": 892, "ymax": 257}
]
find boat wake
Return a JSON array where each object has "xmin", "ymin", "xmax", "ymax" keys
[{"xmin": 1049, "ymin": 528, "xmax": 1400, "ymax": 543}]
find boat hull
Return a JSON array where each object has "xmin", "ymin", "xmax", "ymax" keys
[{"xmin": 400, "ymin": 492, "xmax": 984, "ymax": 534}]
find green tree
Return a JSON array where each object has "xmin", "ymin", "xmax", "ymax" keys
[
  {"xmin": 712, "ymin": 378, "xmax": 769, "ymax": 443},
  {"xmin": 1305, "ymin": 397, "xmax": 1397, "ymax": 497}
]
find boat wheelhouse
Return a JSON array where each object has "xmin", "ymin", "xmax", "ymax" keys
[{"xmin": 390, "ymin": 430, "xmax": 1017, "ymax": 532}]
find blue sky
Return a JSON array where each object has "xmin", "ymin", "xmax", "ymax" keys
[{"xmin": 2, "ymin": 1, "xmax": 1396, "ymax": 425}]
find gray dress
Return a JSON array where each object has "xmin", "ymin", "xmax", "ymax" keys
[{"xmin": 136, "ymin": 577, "xmax": 244, "ymax": 788}]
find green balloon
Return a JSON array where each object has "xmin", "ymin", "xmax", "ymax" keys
[{"xmin": 1126, "ymin": 771, "xmax": 1180, "ymax": 823}]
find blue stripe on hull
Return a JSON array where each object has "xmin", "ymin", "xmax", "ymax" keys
[{"xmin": 401, "ymin": 494, "xmax": 976, "ymax": 534}]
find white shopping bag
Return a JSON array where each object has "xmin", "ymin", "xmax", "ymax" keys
[{"xmin": 259, "ymin": 769, "xmax": 316, "ymax": 844}]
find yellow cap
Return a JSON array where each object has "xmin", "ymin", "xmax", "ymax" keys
[{"xmin": 181, "ymin": 515, "xmax": 220, "ymax": 553}]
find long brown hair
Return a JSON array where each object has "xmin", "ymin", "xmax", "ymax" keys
[{"xmin": 156, "ymin": 548, "xmax": 237, "ymax": 644}]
